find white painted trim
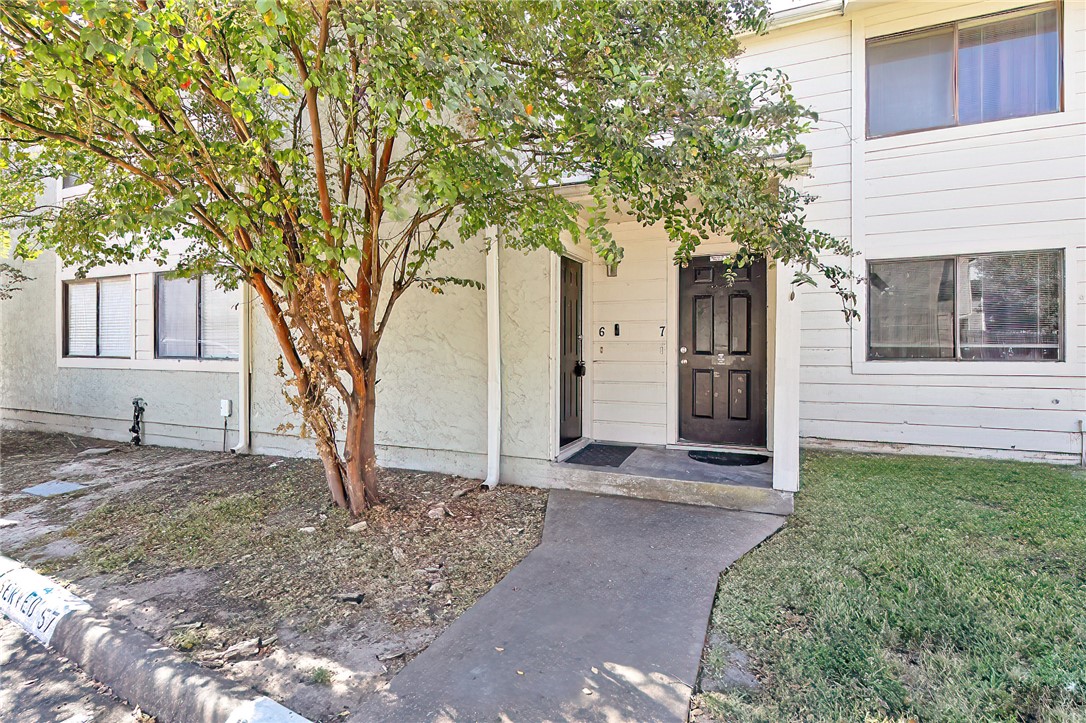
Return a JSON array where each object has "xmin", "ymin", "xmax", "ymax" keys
[
  {"xmin": 555, "ymin": 436, "xmax": 591, "ymax": 462},
  {"xmin": 483, "ymin": 238, "xmax": 502, "ymax": 488},
  {"xmin": 54, "ymin": 257, "xmax": 242, "ymax": 374},
  {"xmin": 665, "ymin": 243, "xmax": 681, "ymax": 445},
  {"xmin": 664, "ymin": 240, "xmax": 799, "ymax": 491},
  {"xmin": 54, "ymin": 265, "xmax": 138, "ymax": 367},
  {"xmin": 849, "ymin": 12, "xmax": 866, "ymax": 374},
  {"xmin": 232, "ymin": 282, "xmax": 252, "ymax": 454},
  {"xmin": 56, "ymin": 356, "xmax": 238, "ymax": 373},
  {"xmin": 548, "ymin": 252, "xmax": 561, "ymax": 459},
  {"xmin": 549, "ymin": 239, "xmax": 595, "ymax": 460},
  {"xmin": 802, "ymin": 437, "xmax": 1081, "ymax": 466},
  {"xmin": 850, "ymin": 239, "xmax": 1083, "ymax": 377},
  {"xmin": 769, "ymin": 0, "xmax": 846, "ymax": 30},
  {"xmin": 771, "ymin": 263, "xmax": 802, "ymax": 492},
  {"xmin": 865, "ymin": 110, "xmax": 1084, "ymax": 152}
]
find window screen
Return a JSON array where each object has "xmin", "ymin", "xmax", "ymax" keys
[
  {"xmin": 156, "ymin": 274, "xmax": 238, "ymax": 360},
  {"xmin": 64, "ymin": 277, "xmax": 132, "ymax": 358},
  {"xmin": 868, "ymin": 250, "xmax": 1063, "ymax": 361},
  {"xmin": 866, "ymin": 3, "xmax": 1061, "ymax": 138}
]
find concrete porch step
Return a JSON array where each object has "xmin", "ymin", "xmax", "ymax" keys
[{"xmin": 542, "ymin": 462, "xmax": 794, "ymax": 516}]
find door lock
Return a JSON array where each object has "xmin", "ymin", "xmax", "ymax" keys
[{"xmin": 574, "ymin": 361, "xmax": 587, "ymax": 377}]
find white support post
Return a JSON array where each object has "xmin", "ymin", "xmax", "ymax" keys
[
  {"xmin": 231, "ymin": 281, "xmax": 252, "ymax": 454},
  {"xmin": 482, "ymin": 236, "xmax": 502, "ymax": 489},
  {"xmin": 772, "ymin": 265, "xmax": 801, "ymax": 492}
]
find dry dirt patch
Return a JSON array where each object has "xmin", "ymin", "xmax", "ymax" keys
[{"xmin": 0, "ymin": 430, "xmax": 547, "ymax": 721}]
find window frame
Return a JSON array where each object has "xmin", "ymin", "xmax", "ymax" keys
[
  {"xmin": 865, "ymin": 1, "xmax": 1064, "ymax": 139},
  {"xmin": 866, "ymin": 249, "xmax": 1065, "ymax": 362},
  {"xmin": 62, "ymin": 275, "xmax": 133, "ymax": 359},
  {"xmin": 154, "ymin": 272, "xmax": 239, "ymax": 361}
]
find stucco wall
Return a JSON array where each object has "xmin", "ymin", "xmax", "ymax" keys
[
  {"xmin": 0, "ymin": 251, "xmax": 238, "ymax": 450},
  {"xmin": 246, "ymin": 237, "xmax": 555, "ymax": 472},
  {"xmin": 3, "ymin": 234, "xmax": 554, "ymax": 475}
]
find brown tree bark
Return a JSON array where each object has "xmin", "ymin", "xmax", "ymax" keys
[
  {"xmin": 338, "ymin": 361, "xmax": 381, "ymax": 516},
  {"xmin": 360, "ymin": 360, "xmax": 380, "ymax": 506}
]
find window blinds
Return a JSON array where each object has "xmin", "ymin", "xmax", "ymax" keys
[
  {"xmin": 156, "ymin": 274, "xmax": 239, "ymax": 360},
  {"xmin": 98, "ymin": 277, "xmax": 132, "ymax": 358},
  {"xmin": 869, "ymin": 250, "xmax": 1062, "ymax": 361},
  {"xmin": 157, "ymin": 276, "xmax": 199, "ymax": 358},
  {"xmin": 199, "ymin": 276, "xmax": 240, "ymax": 359},
  {"xmin": 66, "ymin": 282, "xmax": 97, "ymax": 356},
  {"xmin": 65, "ymin": 277, "xmax": 132, "ymax": 358},
  {"xmin": 957, "ymin": 250, "xmax": 1062, "ymax": 360}
]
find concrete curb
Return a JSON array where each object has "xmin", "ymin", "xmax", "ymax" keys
[{"xmin": 0, "ymin": 555, "xmax": 309, "ymax": 723}]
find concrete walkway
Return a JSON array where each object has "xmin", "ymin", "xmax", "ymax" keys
[{"xmin": 359, "ymin": 491, "xmax": 784, "ymax": 722}]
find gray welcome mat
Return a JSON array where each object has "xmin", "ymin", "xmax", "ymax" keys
[{"xmin": 565, "ymin": 444, "xmax": 637, "ymax": 468}]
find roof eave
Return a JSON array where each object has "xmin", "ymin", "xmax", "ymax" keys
[{"xmin": 758, "ymin": 0, "xmax": 847, "ymax": 33}]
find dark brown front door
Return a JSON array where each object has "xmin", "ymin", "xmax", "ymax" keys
[
  {"xmin": 559, "ymin": 257, "xmax": 584, "ymax": 447},
  {"xmin": 678, "ymin": 256, "xmax": 767, "ymax": 447}
]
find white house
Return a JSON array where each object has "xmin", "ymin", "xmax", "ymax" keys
[{"xmin": 2, "ymin": 0, "xmax": 1083, "ymax": 514}]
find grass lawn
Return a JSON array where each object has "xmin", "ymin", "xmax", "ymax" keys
[{"xmin": 699, "ymin": 452, "xmax": 1086, "ymax": 722}]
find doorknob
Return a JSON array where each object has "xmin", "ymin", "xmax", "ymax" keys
[{"xmin": 680, "ymin": 359, "xmax": 688, "ymax": 365}]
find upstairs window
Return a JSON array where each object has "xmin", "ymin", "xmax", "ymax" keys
[
  {"xmin": 156, "ymin": 274, "xmax": 239, "ymax": 360},
  {"xmin": 64, "ymin": 277, "xmax": 132, "ymax": 358},
  {"xmin": 868, "ymin": 250, "xmax": 1064, "ymax": 361},
  {"xmin": 867, "ymin": 3, "xmax": 1060, "ymax": 138}
]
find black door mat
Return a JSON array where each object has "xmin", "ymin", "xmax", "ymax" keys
[
  {"xmin": 688, "ymin": 450, "xmax": 770, "ymax": 466},
  {"xmin": 566, "ymin": 444, "xmax": 638, "ymax": 468}
]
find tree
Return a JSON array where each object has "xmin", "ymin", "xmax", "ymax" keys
[{"xmin": 0, "ymin": 0, "xmax": 855, "ymax": 515}]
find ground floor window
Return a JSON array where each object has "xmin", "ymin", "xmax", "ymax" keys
[
  {"xmin": 867, "ymin": 249, "xmax": 1063, "ymax": 361},
  {"xmin": 64, "ymin": 276, "xmax": 132, "ymax": 358},
  {"xmin": 155, "ymin": 274, "xmax": 239, "ymax": 360}
]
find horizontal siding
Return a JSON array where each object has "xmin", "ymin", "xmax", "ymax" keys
[
  {"xmin": 745, "ymin": 0, "xmax": 1086, "ymax": 460},
  {"xmin": 590, "ymin": 228, "xmax": 670, "ymax": 443}
]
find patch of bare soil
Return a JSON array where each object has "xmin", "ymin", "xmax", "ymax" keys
[{"xmin": 0, "ymin": 430, "xmax": 547, "ymax": 722}]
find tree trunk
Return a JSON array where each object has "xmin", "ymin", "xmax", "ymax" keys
[
  {"xmin": 315, "ymin": 433, "xmax": 349, "ymax": 510},
  {"xmin": 361, "ymin": 359, "xmax": 380, "ymax": 506},
  {"xmin": 342, "ymin": 359, "xmax": 381, "ymax": 515}
]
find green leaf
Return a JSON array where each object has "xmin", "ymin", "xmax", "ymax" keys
[{"xmin": 85, "ymin": 28, "xmax": 106, "ymax": 54}]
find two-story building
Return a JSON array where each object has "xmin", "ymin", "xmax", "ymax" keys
[{"xmin": 3, "ymin": 0, "xmax": 1083, "ymax": 512}]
